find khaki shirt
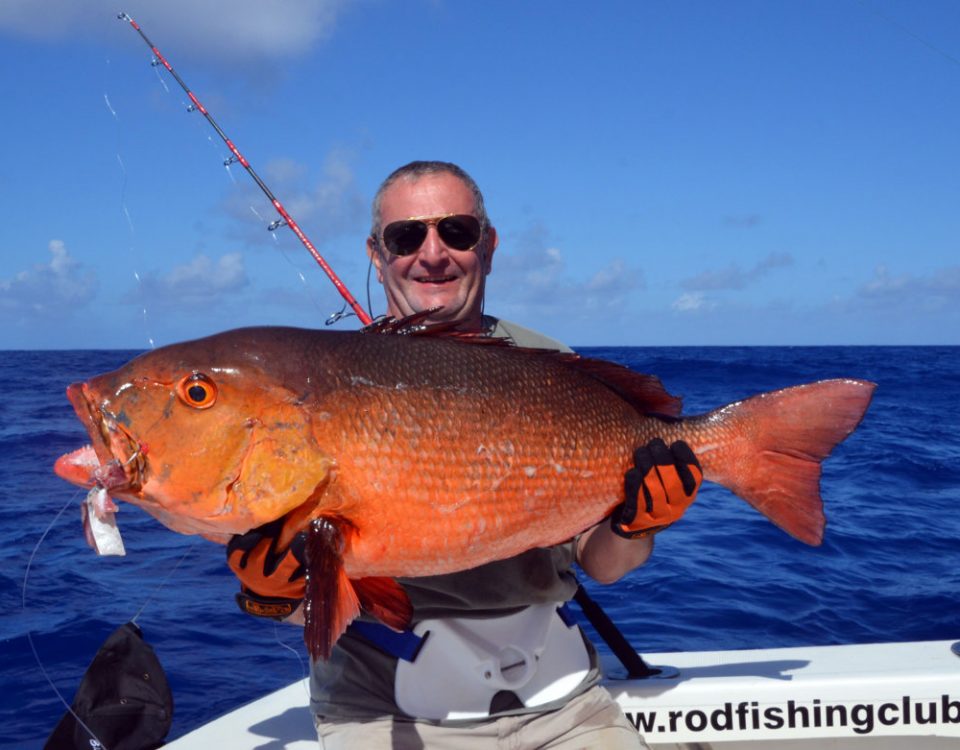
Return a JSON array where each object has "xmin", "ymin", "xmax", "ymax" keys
[{"xmin": 309, "ymin": 317, "xmax": 599, "ymax": 722}]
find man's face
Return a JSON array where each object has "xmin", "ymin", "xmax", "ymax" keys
[{"xmin": 368, "ymin": 171, "xmax": 497, "ymax": 329}]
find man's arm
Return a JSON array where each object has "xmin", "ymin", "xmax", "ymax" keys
[
  {"xmin": 577, "ymin": 439, "xmax": 702, "ymax": 584},
  {"xmin": 577, "ymin": 522, "xmax": 655, "ymax": 584}
]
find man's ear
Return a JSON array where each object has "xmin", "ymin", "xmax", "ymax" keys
[
  {"xmin": 482, "ymin": 226, "xmax": 498, "ymax": 275},
  {"xmin": 367, "ymin": 236, "xmax": 385, "ymax": 283}
]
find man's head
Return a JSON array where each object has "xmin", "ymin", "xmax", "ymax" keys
[{"xmin": 367, "ymin": 161, "xmax": 498, "ymax": 330}]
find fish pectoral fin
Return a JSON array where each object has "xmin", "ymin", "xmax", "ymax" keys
[
  {"xmin": 353, "ymin": 577, "xmax": 413, "ymax": 631},
  {"xmin": 276, "ymin": 477, "xmax": 334, "ymax": 550},
  {"xmin": 304, "ymin": 518, "xmax": 360, "ymax": 661}
]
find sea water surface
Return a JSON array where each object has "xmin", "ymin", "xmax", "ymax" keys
[{"xmin": 1, "ymin": 346, "xmax": 958, "ymax": 747}]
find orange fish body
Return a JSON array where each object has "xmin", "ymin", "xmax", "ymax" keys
[{"xmin": 54, "ymin": 324, "xmax": 875, "ymax": 658}]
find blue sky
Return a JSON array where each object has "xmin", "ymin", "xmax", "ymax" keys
[{"xmin": 1, "ymin": 0, "xmax": 958, "ymax": 348}]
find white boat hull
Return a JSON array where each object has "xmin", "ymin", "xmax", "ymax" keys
[{"xmin": 165, "ymin": 640, "xmax": 960, "ymax": 748}]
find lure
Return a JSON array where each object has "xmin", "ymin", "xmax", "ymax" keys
[{"xmin": 82, "ymin": 486, "xmax": 126, "ymax": 556}]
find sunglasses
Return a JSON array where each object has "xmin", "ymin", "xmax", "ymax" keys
[{"xmin": 380, "ymin": 214, "xmax": 483, "ymax": 256}]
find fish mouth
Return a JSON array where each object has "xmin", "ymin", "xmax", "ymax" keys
[{"xmin": 54, "ymin": 382, "xmax": 145, "ymax": 495}]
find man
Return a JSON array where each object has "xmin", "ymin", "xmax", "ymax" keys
[{"xmin": 228, "ymin": 161, "xmax": 702, "ymax": 748}]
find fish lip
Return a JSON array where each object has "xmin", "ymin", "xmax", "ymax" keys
[{"xmin": 63, "ymin": 382, "xmax": 144, "ymax": 493}]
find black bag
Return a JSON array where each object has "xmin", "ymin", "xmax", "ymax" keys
[{"xmin": 45, "ymin": 622, "xmax": 173, "ymax": 750}]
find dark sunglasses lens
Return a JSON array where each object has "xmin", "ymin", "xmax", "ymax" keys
[
  {"xmin": 438, "ymin": 215, "xmax": 482, "ymax": 250},
  {"xmin": 383, "ymin": 220, "xmax": 428, "ymax": 256}
]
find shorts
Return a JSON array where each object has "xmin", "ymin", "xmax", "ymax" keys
[{"xmin": 314, "ymin": 684, "xmax": 649, "ymax": 749}]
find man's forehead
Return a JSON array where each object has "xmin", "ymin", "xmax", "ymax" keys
[{"xmin": 381, "ymin": 173, "xmax": 474, "ymax": 213}]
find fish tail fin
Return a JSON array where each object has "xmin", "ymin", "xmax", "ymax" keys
[{"xmin": 695, "ymin": 379, "xmax": 876, "ymax": 546}]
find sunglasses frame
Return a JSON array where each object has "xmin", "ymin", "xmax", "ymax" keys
[{"xmin": 378, "ymin": 213, "xmax": 483, "ymax": 257}]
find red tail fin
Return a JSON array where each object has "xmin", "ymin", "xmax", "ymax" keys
[{"xmin": 691, "ymin": 379, "xmax": 875, "ymax": 546}]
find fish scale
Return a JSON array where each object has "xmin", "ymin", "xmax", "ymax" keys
[{"xmin": 320, "ymin": 342, "xmax": 636, "ymax": 577}]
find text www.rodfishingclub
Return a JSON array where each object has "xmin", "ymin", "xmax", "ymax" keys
[{"xmin": 625, "ymin": 694, "xmax": 960, "ymax": 738}]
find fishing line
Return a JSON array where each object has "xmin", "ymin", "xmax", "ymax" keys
[
  {"xmin": 151, "ymin": 57, "xmax": 171, "ymax": 93},
  {"xmin": 125, "ymin": 10, "xmax": 359, "ymax": 328},
  {"xmin": 118, "ymin": 12, "xmax": 372, "ymax": 325},
  {"xmin": 246, "ymin": 202, "xmax": 351, "ymax": 324},
  {"xmin": 128, "ymin": 539, "xmax": 199, "ymax": 626},
  {"xmin": 365, "ymin": 251, "xmax": 377, "ymax": 323},
  {"xmin": 855, "ymin": 0, "xmax": 960, "ymax": 71},
  {"xmin": 27, "ymin": 486, "xmax": 190, "ymax": 748},
  {"xmin": 272, "ymin": 622, "xmax": 310, "ymax": 691},
  {"xmin": 23, "ymin": 490, "xmax": 110, "ymax": 750},
  {"xmin": 103, "ymin": 58, "xmax": 156, "ymax": 351}
]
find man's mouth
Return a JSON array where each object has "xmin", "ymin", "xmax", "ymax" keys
[{"xmin": 415, "ymin": 275, "xmax": 458, "ymax": 285}]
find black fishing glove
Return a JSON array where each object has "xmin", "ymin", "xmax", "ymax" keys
[
  {"xmin": 227, "ymin": 516, "xmax": 307, "ymax": 621},
  {"xmin": 611, "ymin": 438, "xmax": 702, "ymax": 539}
]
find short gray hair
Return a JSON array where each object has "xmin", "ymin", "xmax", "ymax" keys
[{"xmin": 369, "ymin": 161, "xmax": 491, "ymax": 241}]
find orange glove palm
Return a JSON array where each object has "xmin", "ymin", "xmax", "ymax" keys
[
  {"xmin": 611, "ymin": 438, "xmax": 702, "ymax": 539},
  {"xmin": 227, "ymin": 516, "xmax": 307, "ymax": 620}
]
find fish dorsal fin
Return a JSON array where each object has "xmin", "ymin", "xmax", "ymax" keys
[
  {"xmin": 558, "ymin": 354, "xmax": 683, "ymax": 418},
  {"xmin": 362, "ymin": 310, "xmax": 439, "ymax": 335},
  {"xmin": 362, "ymin": 311, "xmax": 502, "ymax": 344},
  {"xmin": 362, "ymin": 312, "xmax": 682, "ymax": 417}
]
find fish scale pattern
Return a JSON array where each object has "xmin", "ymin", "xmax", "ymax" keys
[{"xmin": 317, "ymin": 334, "xmax": 636, "ymax": 577}]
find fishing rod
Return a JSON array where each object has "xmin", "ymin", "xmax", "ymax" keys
[{"xmin": 117, "ymin": 12, "xmax": 373, "ymax": 326}]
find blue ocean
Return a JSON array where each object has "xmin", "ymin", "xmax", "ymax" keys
[{"xmin": 2, "ymin": 346, "xmax": 958, "ymax": 748}]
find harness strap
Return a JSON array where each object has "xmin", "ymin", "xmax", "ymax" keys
[
  {"xmin": 348, "ymin": 592, "xmax": 658, "ymax": 679},
  {"xmin": 347, "ymin": 604, "xmax": 576, "ymax": 663},
  {"xmin": 347, "ymin": 619, "xmax": 427, "ymax": 663},
  {"xmin": 572, "ymin": 584, "xmax": 660, "ymax": 678}
]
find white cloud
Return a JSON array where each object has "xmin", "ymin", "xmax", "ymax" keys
[
  {"xmin": 0, "ymin": 0, "xmax": 349, "ymax": 64},
  {"xmin": 681, "ymin": 251, "xmax": 793, "ymax": 292},
  {"xmin": 223, "ymin": 148, "xmax": 366, "ymax": 248},
  {"xmin": 723, "ymin": 214, "xmax": 762, "ymax": 228},
  {"xmin": 671, "ymin": 292, "xmax": 714, "ymax": 312},
  {"xmin": 489, "ymin": 224, "xmax": 644, "ymax": 318},
  {"xmin": 0, "ymin": 240, "xmax": 98, "ymax": 317},
  {"xmin": 131, "ymin": 252, "xmax": 249, "ymax": 307},
  {"xmin": 857, "ymin": 264, "xmax": 960, "ymax": 312}
]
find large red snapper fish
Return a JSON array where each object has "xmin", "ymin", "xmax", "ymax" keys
[{"xmin": 54, "ymin": 320, "xmax": 875, "ymax": 659}]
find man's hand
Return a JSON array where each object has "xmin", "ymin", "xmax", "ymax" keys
[
  {"xmin": 227, "ymin": 516, "xmax": 307, "ymax": 621},
  {"xmin": 610, "ymin": 438, "xmax": 702, "ymax": 539}
]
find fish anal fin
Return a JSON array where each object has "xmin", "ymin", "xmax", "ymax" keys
[
  {"xmin": 694, "ymin": 379, "xmax": 876, "ymax": 546},
  {"xmin": 304, "ymin": 518, "xmax": 359, "ymax": 661},
  {"xmin": 353, "ymin": 576, "xmax": 413, "ymax": 631}
]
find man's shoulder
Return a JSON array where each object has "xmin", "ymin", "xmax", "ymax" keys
[{"xmin": 486, "ymin": 317, "xmax": 573, "ymax": 353}]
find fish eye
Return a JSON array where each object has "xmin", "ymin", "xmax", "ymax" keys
[{"xmin": 176, "ymin": 372, "xmax": 218, "ymax": 409}]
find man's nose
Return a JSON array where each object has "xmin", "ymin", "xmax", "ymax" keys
[{"xmin": 416, "ymin": 226, "xmax": 450, "ymax": 263}]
